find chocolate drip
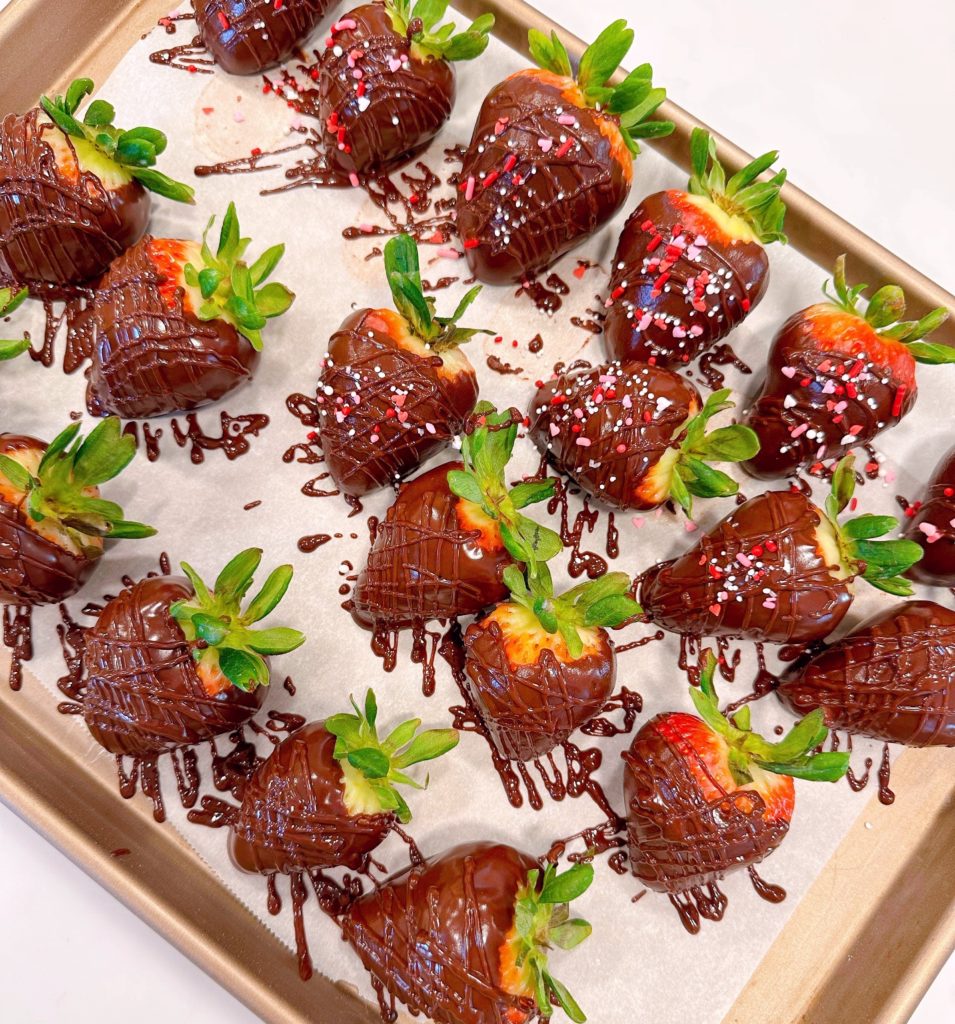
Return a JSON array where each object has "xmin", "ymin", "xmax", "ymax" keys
[
  {"xmin": 170, "ymin": 410, "xmax": 269, "ymax": 463},
  {"xmin": 2, "ymin": 603, "xmax": 32, "ymax": 691},
  {"xmin": 623, "ymin": 716, "xmax": 788, "ymax": 930},
  {"xmin": 742, "ymin": 306, "xmax": 915, "ymax": 479},
  {"xmin": 641, "ymin": 490, "xmax": 854, "ymax": 645},
  {"xmin": 343, "ymin": 843, "xmax": 539, "ymax": 1024},
  {"xmin": 74, "ymin": 237, "xmax": 259, "ymax": 418},
  {"xmin": 603, "ymin": 190, "xmax": 767, "ymax": 368},
  {"xmin": 903, "ymin": 445, "xmax": 955, "ymax": 585},
  {"xmin": 316, "ymin": 308, "xmax": 477, "ymax": 496},
  {"xmin": 318, "ymin": 4, "xmax": 455, "ymax": 175},
  {"xmin": 0, "ymin": 109, "xmax": 149, "ymax": 290},
  {"xmin": 778, "ymin": 600, "xmax": 955, "ymax": 746},
  {"xmin": 193, "ymin": 0, "xmax": 330, "ymax": 76},
  {"xmin": 529, "ymin": 361, "xmax": 700, "ymax": 510},
  {"xmin": 457, "ymin": 70, "xmax": 631, "ymax": 284}
]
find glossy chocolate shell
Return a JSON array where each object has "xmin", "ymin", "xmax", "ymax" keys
[{"xmin": 903, "ymin": 445, "xmax": 955, "ymax": 586}]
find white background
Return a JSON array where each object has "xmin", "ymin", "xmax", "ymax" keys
[{"xmin": 0, "ymin": 0, "xmax": 952, "ymax": 1021}]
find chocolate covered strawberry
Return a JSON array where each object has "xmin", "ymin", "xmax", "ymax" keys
[
  {"xmin": 529, "ymin": 361, "xmax": 758, "ymax": 514},
  {"xmin": 604, "ymin": 129, "xmax": 786, "ymax": 368},
  {"xmin": 903, "ymin": 445, "xmax": 955, "ymax": 586},
  {"xmin": 0, "ymin": 418, "xmax": 154, "ymax": 607},
  {"xmin": 0, "ymin": 286, "xmax": 29, "ymax": 362},
  {"xmin": 344, "ymin": 844, "xmax": 594, "ymax": 1024},
  {"xmin": 465, "ymin": 558, "xmax": 639, "ymax": 762},
  {"xmin": 351, "ymin": 405, "xmax": 557, "ymax": 643},
  {"xmin": 317, "ymin": 233, "xmax": 481, "ymax": 497},
  {"xmin": 778, "ymin": 601, "xmax": 955, "ymax": 747},
  {"xmin": 81, "ymin": 548, "xmax": 303, "ymax": 777},
  {"xmin": 623, "ymin": 652, "xmax": 848, "ymax": 931},
  {"xmin": 743, "ymin": 257, "xmax": 952, "ymax": 479},
  {"xmin": 0, "ymin": 78, "xmax": 193, "ymax": 292},
  {"xmin": 79, "ymin": 202, "xmax": 294, "ymax": 418},
  {"xmin": 195, "ymin": 0, "xmax": 331, "ymax": 76},
  {"xmin": 319, "ymin": 2, "xmax": 493, "ymax": 176},
  {"xmin": 230, "ymin": 689, "xmax": 458, "ymax": 875},
  {"xmin": 456, "ymin": 20, "xmax": 673, "ymax": 285},
  {"xmin": 640, "ymin": 456, "xmax": 923, "ymax": 645}
]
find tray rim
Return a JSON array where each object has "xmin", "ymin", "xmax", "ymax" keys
[{"xmin": 1, "ymin": 1, "xmax": 953, "ymax": 1023}]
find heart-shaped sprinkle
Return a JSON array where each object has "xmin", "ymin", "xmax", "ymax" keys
[
  {"xmin": 537, "ymin": 137, "xmax": 553, "ymax": 153},
  {"xmin": 781, "ymin": 366, "xmax": 797, "ymax": 378},
  {"xmin": 708, "ymin": 604, "xmax": 722, "ymax": 616},
  {"xmin": 388, "ymin": 57, "xmax": 402, "ymax": 72},
  {"xmin": 549, "ymin": 423, "xmax": 561, "ymax": 436}
]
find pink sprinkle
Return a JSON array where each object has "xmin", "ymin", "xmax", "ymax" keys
[
  {"xmin": 397, "ymin": 410, "xmax": 409, "ymax": 423},
  {"xmin": 781, "ymin": 366, "xmax": 797, "ymax": 379},
  {"xmin": 494, "ymin": 118, "xmax": 509, "ymax": 135},
  {"xmin": 849, "ymin": 424, "xmax": 863, "ymax": 436},
  {"xmin": 736, "ymin": 552, "xmax": 752, "ymax": 568},
  {"xmin": 717, "ymin": 591, "xmax": 728, "ymax": 602},
  {"xmin": 537, "ymin": 137, "xmax": 553, "ymax": 153},
  {"xmin": 436, "ymin": 247, "xmax": 460, "ymax": 260},
  {"xmin": 622, "ymin": 394, "xmax": 632, "ymax": 409},
  {"xmin": 465, "ymin": 175, "xmax": 475, "ymax": 201},
  {"xmin": 632, "ymin": 517, "xmax": 645, "ymax": 528},
  {"xmin": 369, "ymin": 434, "xmax": 379, "ymax": 443},
  {"xmin": 694, "ymin": 235, "xmax": 708, "ymax": 247},
  {"xmin": 920, "ymin": 523, "xmax": 941, "ymax": 542},
  {"xmin": 672, "ymin": 326, "xmax": 687, "ymax": 339},
  {"xmin": 558, "ymin": 114, "xmax": 576, "ymax": 125},
  {"xmin": 359, "ymin": 223, "xmax": 375, "ymax": 233},
  {"xmin": 388, "ymin": 57, "xmax": 402, "ymax": 72},
  {"xmin": 684, "ymin": 521, "xmax": 698, "ymax": 532},
  {"xmin": 763, "ymin": 599, "xmax": 777, "ymax": 610},
  {"xmin": 549, "ymin": 423, "xmax": 561, "ymax": 437},
  {"xmin": 334, "ymin": 18, "xmax": 357, "ymax": 30},
  {"xmin": 575, "ymin": 437, "xmax": 592, "ymax": 447},
  {"xmin": 689, "ymin": 325, "xmax": 704, "ymax": 337},
  {"xmin": 349, "ymin": 172, "xmax": 360, "ymax": 188},
  {"xmin": 637, "ymin": 313, "xmax": 653, "ymax": 331},
  {"xmin": 393, "ymin": 393, "xmax": 406, "ymax": 407},
  {"xmin": 790, "ymin": 423, "xmax": 808, "ymax": 438},
  {"xmin": 616, "ymin": 443, "xmax": 627, "ymax": 454},
  {"xmin": 233, "ymin": 108, "xmax": 245, "ymax": 123},
  {"xmin": 353, "ymin": 68, "xmax": 363, "ymax": 80}
]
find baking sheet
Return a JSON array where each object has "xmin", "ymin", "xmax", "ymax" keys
[{"xmin": 2, "ymin": 4, "xmax": 951, "ymax": 1023}]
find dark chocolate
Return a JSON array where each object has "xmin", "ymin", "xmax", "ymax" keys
[{"xmin": 903, "ymin": 445, "xmax": 955, "ymax": 585}]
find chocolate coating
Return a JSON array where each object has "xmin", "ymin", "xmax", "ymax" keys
[
  {"xmin": 317, "ymin": 308, "xmax": 477, "ymax": 496},
  {"xmin": 82, "ymin": 575, "xmax": 264, "ymax": 757},
  {"xmin": 351, "ymin": 462, "xmax": 511, "ymax": 629},
  {"xmin": 604, "ymin": 191, "xmax": 768, "ymax": 367},
  {"xmin": 194, "ymin": 0, "xmax": 330, "ymax": 75},
  {"xmin": 457, "ymin": 70, "xmax": 631, "ymax": 284},
  {"xmin": 742, "ymin": 305, "xmax": 916, "ymax": 480},
  {"xmin": 778, "ymin": 601, "xmax": 955, "ymax": 747},
  {"xmin": 463, "ymin": 616, "xmax": 615, "ymax": 761},
  {"xmin": 903, "ymin": 445, "xmax": 955, "ymax": 586},
  {"xmin": 623, "ymin": 715, "xmax": 788, "ymax": 892},
  {"xmin": 230, "ymin": 722, "xmax": 392, "ymax": 873},
  {"xmin": 0, "ymin": 110, "xmax": 149, "ymax": 290},
  {"xmin": 640, "ymin": 490, "xmax": 853, "ymax": 645},
  {"xmin": 528, "ymin": 360, "xmax": 699, "ymax": 510},
  {"xmin": 77, "ymin": 236, "xmax": 258, "ymax": 419},
  {"xmin": 318, "ymin": 3, "xmax": 455, "ymax": 175},
  {"xmin": 0, "ymin": 434, "xmax": 97, "ymax": 605},
  {"xmin": 343, "ymin": 842, "xmax": 537, "ymax": 1024}
]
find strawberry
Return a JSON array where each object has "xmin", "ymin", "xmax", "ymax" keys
[
  {"xmin": 319, "ymin": 2, "xmax": 493, "ymax": 176},
  {"xmin": 640, "ymin": 456, "xmax": 923, "ymax": 645},
  {"xmin": 742, "ymin": 256, "xmax": 952, "ymax": 480},
  {"xmin": 351, "ymin": 405, "xmax": 558, "ymax": 640},
  {"xmin": 317, "ymin": 234, "xmax": 480, "ymax": 497},
  {"xmin": 456, "ymin": 20, "xmax": 673, "ymax": 285},
  {"xmin": 81, "ymin": 547, "xmax": 303, "ymax": 762},
  {"xmin": 604, "ymin": 129, "xmax": 786, "ymax": 368},
  {"xmin": 195, "ymin": 0, "xmax": 331, "ymax": 76},
  {"xmin": 0, "ymin": 78, "xmax": 192, "ymax": 291},
  {"xmin": 778, "ymin": 600, "xmax": 955, "ymax": 747},
  {"xmin": 903, "ymin": 445, "xmax": 955, "ymax": 586},
  {"xmin": 623, "ymin": 651, "xmax": 848, "ymax": 931},
  {"xmin": 0, "ymin": 418, "xmax": 154, "ymax": 607},
  {"xmin": 80, "ymin": 202, "xmax": 294, "ymax": 419},
  {"xmin": 529, "ymin": 361, "xmax": 758, "ymax": 514},
  {"xmin": 343, "ymin": 844, "xmax": 594, "ymax": 1024},
  {"xmin": 230, "ymin": 688, "xmax": 457, "ymax": 875},
  {"xmin": 0, "ymin": 285, "xmax": 30, "ymax": 362},
  {"xmin": 464, "ymin": 523, "xmax": 640, "ymax": 759}
]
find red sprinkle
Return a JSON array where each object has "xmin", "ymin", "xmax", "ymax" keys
[
  {"xmin": 765, "ymin": 540, "xmax": 778, "ymax": 552},
  {"xmin": 482, "ymin": 170, "xmax": 500, "ymax": 189},
  {"xmin": 555, "ymin": 138, "xmax": 574, "ymax": 158},
  {"xmin": 891, "ymin": 384, "xmax": 907, "ymax": 418},
  {"xmin": 217, "ymin": 11, "xmax": 230, "ymax": 29},
  {"xmin": 503, "ymin": 153, "xmax": 517, "ymax": 172}
]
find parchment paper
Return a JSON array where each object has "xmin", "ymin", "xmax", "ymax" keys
[{"xmin": 4, "ymin": 5, "xmax": 944, "ymax": 1022}]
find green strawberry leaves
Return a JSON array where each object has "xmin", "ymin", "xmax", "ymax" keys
[
  {"xmin": 183, "ymin": 202, "xmax": 294, "ymax": 350},
  {"xmin": 665, "ymin": 388, "xmax": 760, "ymax": 516},
  {"xmin": 324, "ymin": 689, "xmax": 459, "ymax": 823},
  {"xmin": 0, "ymin": 286, "xmax": 30, "ymax": 362},
  {"xmin": 170, "ymin": 548, "xmax": 304, "ymax": 692},
  {"xmin": 690, "ymin": 651, "xmax": 849, "ymax": 784},
  {"xmin": 822, "ymin": 455, "xmax": 922, "ymax": 595},
  {"xmin": 384, "ymin": 234, "xmax": 490, "ymax": 350},
  {"xmin": 0, "ymin": 417, "xmax": 154, "ymax": 548},
  {"xmin": 40, "ymin": 78, "xmax": 194, "ymax": 204},
  {"xmin": 823, "ymin": 255, "xmax": 951, "ymax": 358},
  {"xmin": 385, "ymin": 1, "xmax": 494, "ymax": 62},
  {"xmin": 688, "ymin": 128, "xmax": 787, "ymax": 245},
  {"xmin": 509, "ymin": 861, "xmax": 594, "ymax": 1023},
  {"xmin": 528, "ymin": 20, "xmax": 673, "ymax": 156}
]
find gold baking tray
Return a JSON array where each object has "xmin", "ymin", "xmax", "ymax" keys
[{"xmin": 0, "ymin": 2, "xmax": 953, "ymax": 1022}]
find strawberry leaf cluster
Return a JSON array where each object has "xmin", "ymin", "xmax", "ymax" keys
[
  {"xmin": 385, "ymin": 1, "xmax": 494, "ymax": 62},
  {"xmin": 0, "ymin": 286, "xmax": 30, "ymax": 362}
]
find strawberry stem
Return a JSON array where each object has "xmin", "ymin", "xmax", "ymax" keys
[
  {"xmin": 40, "ymin": 78, "xmax": 194, "ymax": 204},
  {"xmin": 385, "ymin": 1, "xmax": 494, "ymax": 62},
  {"xmin": 824, "ymin": 255, "xmax": 952, "ymax": 362},
  {"xmin": 324, "ymin": 689, "xmax": 459, "ymax": 823},
  {"xmin": 0, "ymin": 286, "xmax": 30, "ymax": 362},
  {"xmin": 691, "ymin": 652, "xmax": 849, "ymax": 783},
  {"xmin": 824, "ymin": 455, "xmax": 923, "ymax": 596},
  {"xmin": 170, "ymin": 548, "xmax": 304, "ymax": 692},
  {"xmin": 688, "ymin": 129, "xmax": 787, "ymax": 245},
  {"xmin": 528, "ymin": 20, "xmax": 674, "ymax": 155}
]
